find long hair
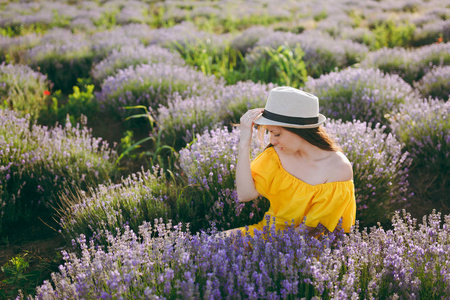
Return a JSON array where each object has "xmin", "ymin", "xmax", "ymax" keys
[{"xmin": 263, "ymin": 125, "xmax": 342, "ymax": 152}]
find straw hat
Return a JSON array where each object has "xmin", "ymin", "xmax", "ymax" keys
[{"xmin": 254, "ymin": 86, "xmax": 326, "ymax": 128}]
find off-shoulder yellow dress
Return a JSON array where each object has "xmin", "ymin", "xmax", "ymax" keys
[{"xmin": 239, "ymin": 147, "xmax": 356, "ymax": 236}]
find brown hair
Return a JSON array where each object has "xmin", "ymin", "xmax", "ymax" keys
[{"xmin": 262, "ymin": 125, "xmax": 342, "ymax": 152}]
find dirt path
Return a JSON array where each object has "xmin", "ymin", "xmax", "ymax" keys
[{"xmin": 0, "ymin": 233, "xmax": 67, "ymax": 298}]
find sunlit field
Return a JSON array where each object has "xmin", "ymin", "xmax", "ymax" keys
[{"xmin": 0, "ymin": 0, "xmax": 449, "ymax": 298}]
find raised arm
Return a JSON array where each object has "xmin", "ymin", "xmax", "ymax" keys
[{"xmin": 235, "ymin": 108, "xmax": 263, "ymax": 202}]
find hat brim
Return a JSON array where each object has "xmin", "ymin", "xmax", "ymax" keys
[{"xmin": 254, "ymin": 113, "xmax": 326, "ymax": 129}]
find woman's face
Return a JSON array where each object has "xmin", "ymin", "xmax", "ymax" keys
[{"xmin": 266, "ymin": 125, "xmax": 302, "ymax": 153}]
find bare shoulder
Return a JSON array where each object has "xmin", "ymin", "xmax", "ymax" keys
[{"xmin": 326, "ymin": 151, "xmax": 353, "ymax": 182}]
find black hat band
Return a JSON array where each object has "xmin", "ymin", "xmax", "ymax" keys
[{"xmin": 262, "ymin": 109, "xmax": 319, "ymax": 125}]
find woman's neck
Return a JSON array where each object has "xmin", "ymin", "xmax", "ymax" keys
[{"xmin": 293, "ymin": 142, "xmax": 334, "ymax": 162}]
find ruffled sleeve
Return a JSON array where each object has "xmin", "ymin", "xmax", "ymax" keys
[
  {"xmin": 250, "ymin": 147, "xmax": 279, "ymax": 198},
  {"xmin": 304, "ymin": 180, "xmax": 356, "ymax": 233}
]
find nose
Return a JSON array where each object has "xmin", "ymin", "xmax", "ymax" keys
[{"xmin": 270, "ymin": 135, "xmax": 278, "ymax": 145}]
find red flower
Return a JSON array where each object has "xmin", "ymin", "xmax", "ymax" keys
[{"xmin": 44, "ymin": 90, "xmax": 51, "ymax": 96}]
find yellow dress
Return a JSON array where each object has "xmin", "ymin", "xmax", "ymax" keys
[{"xmin": 239, "ymin": 147, "xmax": 356, "ymax": 236}]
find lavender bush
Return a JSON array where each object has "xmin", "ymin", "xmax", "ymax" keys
[
  {"xmin": 89, "ymin": 27, "xmax": 143, "ymax": 60},
  {"xmin": 325, "ymin": 120, "xmax": 411, "ymax": 227},
  {"xmin": 179, "ymin": 126, "xmax": 270, "ymax": 231},
  {"xmin": 412, "ymin": 19, "xmax": 450, "ymax": 46},
  {"xmin": 115, "ymin": 0, "xmax": 149, "ymax": 25},
  {"xmin": 156, "ymin": 94, "xmax": 224, "ymax": 150},
  {"xmin": 58, "ymin": 167, "xmax": 175, "ymax": 244},
  {"xmin": 22, "ymin": 38, "xmax": 94, "ymax": 94},
  {"xmin": 113, "ymin": 23, "xmax": 157, "ymax": 46},
  {"xmin": 337, "ymin": 27, "xmax": 376, "ymax": 46},
  {"xmin": 333, "ymin": 210, "xmax": 450, "ymax": 298},
  {"xmin": 0, "ymin": 109, "xmax": 116, "ymax": 235},
  {"xmin": 22, "ymin": 211, "xmax": 450, "ymax": 299},
  {"xmin": 388, "ymin": 98, "xmax": 449, "ymax": 213},
  {"xmin": 156, "ymin": 81, "xmax": 273, "ymax": 148},
  {"xmin": 0, "ymin": 1, "xmax": 91, "ymax": 33},
  {"xmin": 0, "ymin": 33, "xmax": 41, "ymax": 63},
  {"xmin": 96, "ymin": 63, "xmax": 224, "ymax": 120},
  {"xmin": 229, "ymin": 26, "xmax": 275, "ymax": 54},
  {"xmin": 91, "ymin": 45, "xmax": 185, "ymax": 85},
  {"xmin": 147, "ymin": 21, "xmax": 226, "ymax": 50},
  {"xmin": 68, "ymin": 17, "xmax": 96, "ymax": 33},
  {"xmin": 361, "ymin": 42, "xmax": 450, "ymax": 84},
  {"xmin": 0, "ymin": 62, "xmax": 52, "ymax": 121},
  {"xmin": 0, "ymin": 2, "xmax": 53, "ymax": 34},
  {"xmin": 219, "ymin": 81, "xmax": 274, "ymax": 124},
  {"xmin": 413, "ymin": 66, "xmax": 450, "ymax": 100},
  {"xmin": 389, "ymin": 98, "xmax": 449, "ymax": 173},
  {"xmin": 339, "ymin": 37, "xmax": 370, "ymax": 66},
  {"xmin": 304, "ymin": 68, "xmax": 417, "ymax": 126}
]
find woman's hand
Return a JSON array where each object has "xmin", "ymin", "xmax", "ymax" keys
[
  {"xmin": 295, "ymin": 224, "xmax": 323, "ymax": 238},
  {"xmin": 239, "ymin": 108, "xmax": 264, "ymax": 148}
]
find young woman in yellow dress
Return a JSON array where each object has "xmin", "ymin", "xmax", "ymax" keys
[{"xmin": 227, "ymin": 86, "xmax": 356, "ymax": 237}]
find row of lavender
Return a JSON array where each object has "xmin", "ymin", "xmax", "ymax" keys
[
  {"xmin": 2, "ymin": 20, "xmax": 450, "ymax": 84},
  {"xmin": 18, "ymin": 211, "xmax": 450, "ymax": 299}
]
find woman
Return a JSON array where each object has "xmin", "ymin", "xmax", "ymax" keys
[{"xmin": 228, "ymin": 86, "xmax": 356, "ymax": 237}]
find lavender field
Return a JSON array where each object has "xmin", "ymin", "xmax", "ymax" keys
[{"xmin": 0, "ymin": 0, "xmax": 449, "ymax": 299}]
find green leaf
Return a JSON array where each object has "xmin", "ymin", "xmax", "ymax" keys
[
  {"xmin": 115, "ymin": 136, "xmax": 155, "ymax": 165},
  {"xmin": 124, "ymin": 114, "xmax": 154, "ymax": 121}
]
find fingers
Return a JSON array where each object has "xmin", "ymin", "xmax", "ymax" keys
[
  {"xmin": 239, "ymin": 109, "xmax": 263, "ymax": 146},
  {"xmin": 240, "ymin": 108, "xmax": 264, "ymax": 125}
]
